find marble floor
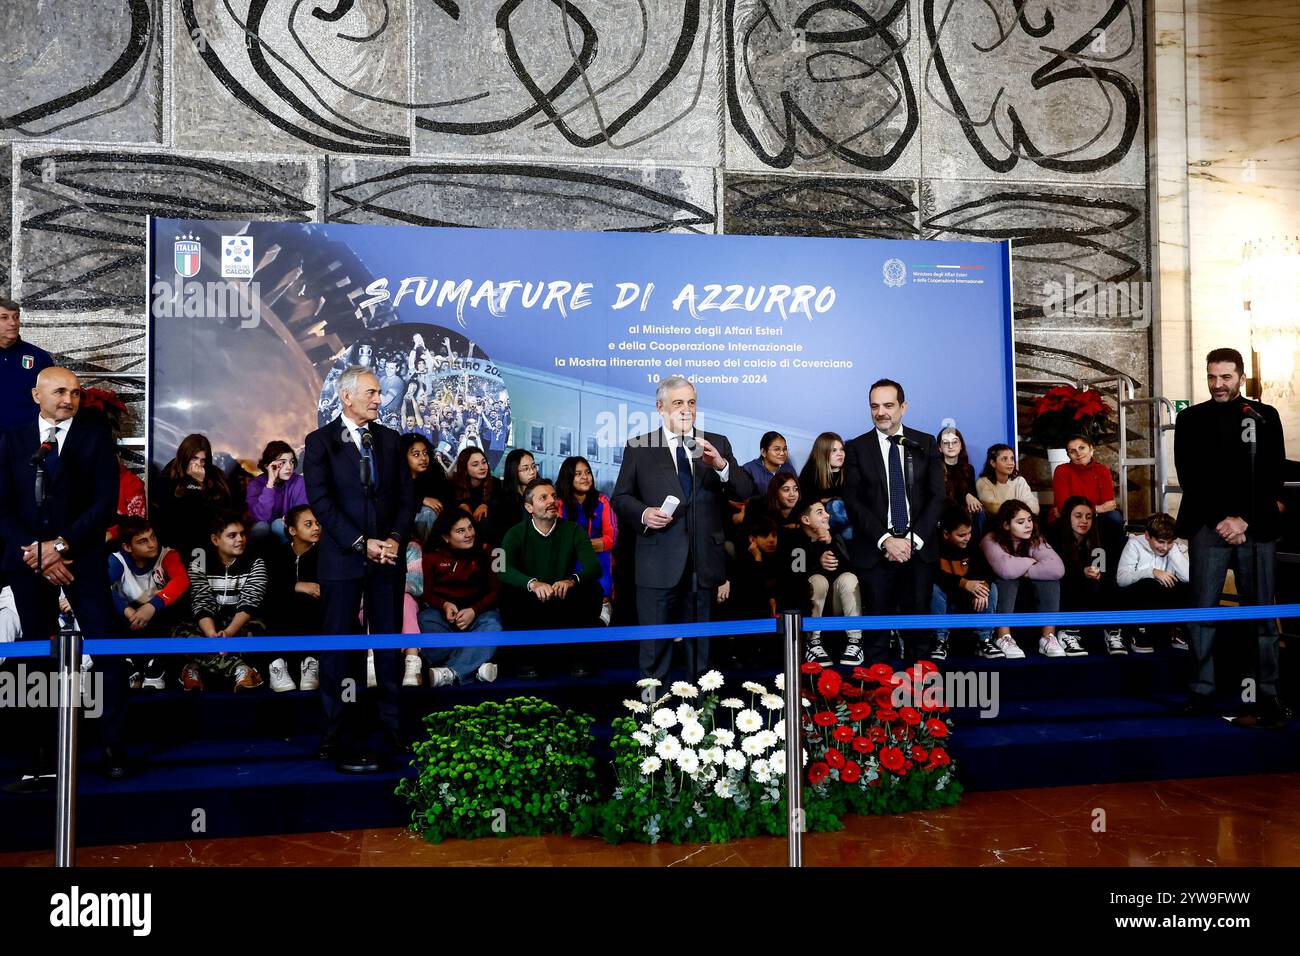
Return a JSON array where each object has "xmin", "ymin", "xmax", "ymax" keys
[{"xmin": 4, "ymin": 774, "xmax": 1298, "ymax": 867}]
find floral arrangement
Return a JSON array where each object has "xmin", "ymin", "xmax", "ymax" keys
[
  {"xmin": 1027, "ymin": 384, "xmax": 1111, "ymax": 447},
  {"xmin": 573, "ymin": 672, "xmax": 842, "ymax": 844},
  {"xmin": 396, "ymin": 697, "xmax": 599, "ymax": 844},
  {"xmin": 800, "ymin": 661, "xmax": 962, "ymax": 815}
]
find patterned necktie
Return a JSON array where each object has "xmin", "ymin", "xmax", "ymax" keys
[
  {"xmin": 887, "ymin": 434, "xmax": 908, "ymax": 532},
  {"xmin": 43, "ymin": 426, "xmax": 60, "ymax": 477},
  {"xmin": 676, "ymin": 439, "xmax": 693, "ymax": 500}
]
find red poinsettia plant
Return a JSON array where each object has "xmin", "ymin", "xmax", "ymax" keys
[
  {"xmin": 800, "ymin": 661, "xmax": 960, "ymax": 813},
  {"xmin": 1028, "ymin": 385, "xmax": 1110, "ymax": 447}
]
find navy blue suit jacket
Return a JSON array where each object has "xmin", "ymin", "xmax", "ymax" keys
[
  {"xmin": 303, "ymin": 416, "xmax": 415, "ymax": 582},
  {"xmin": 0, "ymin": 413, "xmax": 118, "ymax": 574}
]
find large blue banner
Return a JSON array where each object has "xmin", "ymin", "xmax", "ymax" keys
[{"xmin": 147, "ymin": 218, "xmax": 1014, "ymax": 491}]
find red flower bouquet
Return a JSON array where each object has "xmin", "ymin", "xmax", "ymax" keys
[{"xmin": 1029, "ymin": 385, "xmax": 1111, "ymax": 446}]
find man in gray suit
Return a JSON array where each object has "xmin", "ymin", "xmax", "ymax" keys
[{"xmin": 612, "ymin": 376, "xmax": 754, "ymax": 679}]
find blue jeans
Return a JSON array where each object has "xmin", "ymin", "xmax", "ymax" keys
[
  {"xmin": 414, "ymin": 505, "xmax": 438, "ymax": 544},
  {"xmin": 416, "ymin": 607, "xmax": 501, "ymax": 682},
  {"xmin": 931, "ymin": 583, "xmax": 997, "ymax": 642}
]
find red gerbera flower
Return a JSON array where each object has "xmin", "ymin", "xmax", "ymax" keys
[
  {"xmin": 813, "ymin": 711, "xmax": 838, "ymax": 727},
  {"xmin": 930, "ymin": 747, "xmax": 951, "ymax": 767},
  {"xmin": 879, "ymin": 746, "xmax": 904, "ymax": 771},
  {"xmin": 868, "ymin": 726, "xmax": 888, "ymax": 743},
  {"xmin": 925, "ymin": 718, "xmax": 949, "ymax": 738},
  {"xmin": 826, "ymin": 749, "xmax": 846, "ymax": 770},
  {"xmin": 817, "ymin": 669, "xmax": 842, "ymax": 698},
  {"xmin": 848, "ymin": 702, "xmax": 872, "ymax": 721},
  {"xmin": 873, "ymin": 686, "xmax": 895, "ymax": 708},
  {"xmin": 899, "ymin": 707, "xmax": 922, "ymax": 726},
  {"xmin": 840, "ymin": 760, "xmax": 861, "ymax": 784},
  {"xmin": 868, "ymin": 663, "xmax": 894, "ymax": 683},
  {"xmin": 851, "ymin": 736, "xmax": 875, "ymax": 754},
  {"xmin": 851, "ymin": 667, "xmax": 873, "ymax": 682},
  {"xmin": 808, "ymin": 762, "xmax": 830, "ymax": 785},
  {"xmin": 875, "ymin": 707, "xmax": 899, "ymax": 723},
  {"xmin": 800, "ymin": 662, "xmax": 823, "ymax": 675},
  {"xmin": 911, "ymin": 746, "xmax": 928, "ymax": 762},
  {"xmin": 832, "ymin": 725, "xmax": 854, "ymax": 742},
  {"xmin": 840, "ymin": 685, "xmax": 864, "ymax": 700}
]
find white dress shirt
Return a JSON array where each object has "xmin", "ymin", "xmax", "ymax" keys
[
  {"xmin": 874, "ymin": 427, "xmax": 923, "ymax": 552},
  {"xmin": 37, "ymin": 415, "xmax": 71, "ymax": 453}
]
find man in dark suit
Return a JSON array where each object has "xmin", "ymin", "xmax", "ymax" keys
[
  {"xmin": 612, "ymin": 376, "xmax": 754, "ymax": 679},
  {"xmin": 0, "ymin": 367, "xmax": 128, "ymax": 790},
  {"xmin": 304, "ymin": 364, "xmax": 414, "ymax": 772},
  {"xmin": 1173, "ymin": 347, "xmax": 1288, "ymax": 727},
  {"xmin": 842, "ymin": 378, "xmax": 945, "ymax": 665}
]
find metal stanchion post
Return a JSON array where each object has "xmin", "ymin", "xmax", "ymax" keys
[
  {"xmin": 781, "ymin": 610, "xmax": 803, "ymax": 868},
  {"xmin": 54, "ymin": 627, "xmax": 81, "ymax": 867}
]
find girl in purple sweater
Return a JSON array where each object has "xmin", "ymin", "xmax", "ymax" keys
[
  {"xmin": 246, "ymin": 440, "xmax": 309, "ymax": 542},
  {"xmin": 980, "ymin": 500, "xmax": 1066, "ymax": 659}
]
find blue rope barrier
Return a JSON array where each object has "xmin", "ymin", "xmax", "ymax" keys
[{"xmin": 1, "ymin": 604, "xmax": 1295, "ymax": 659}]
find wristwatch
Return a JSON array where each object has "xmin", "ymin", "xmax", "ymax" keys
[
  {"xmin": 352, "ymin": 535, "xmax": 366, "ymax": 554},
  {"xmin": 53, "ymin": 538, "xmax": 69, "ymax": 555}
]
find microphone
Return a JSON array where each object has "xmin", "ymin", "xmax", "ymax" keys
[
  {"xmin": 681, "ymin": 433, "xmax": 699, "ymax": 458},
  {"xmin": 894, "ymin": 434, "xmax": 923, "ymax": 451},
  {"xmin": 1239, "ymin": 402, "xmax": 1265, "ymax": 422},
  {"xmin": 31, "ymin": 440, "xmax": 55, "ymax": 466},
  {"xmin": 358, "ymin": 428, "xmax": 373, "ymax": 488}
]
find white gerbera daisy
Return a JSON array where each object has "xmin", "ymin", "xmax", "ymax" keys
[
  {"xmin": 655, "ymin": 735, "xmax": 681, "ymax": 760},
  {"xmin": 699, "ymin": 670, "xmax": 725, "ymax": 691},
  {"xmin": 697, "ymin": 764, "xmax": 718, "ymax": 783},
  {"xmin": 623, "ymin": 699, "xmax": 648, "ymax": 714},
  {"xmin": 677, "ymin": 749, "xmax": 700, "ymax": 775},
  {"xmin": 736, "ymin": 709, "xmax": 763, "ymax": 733},
  {"xmin": 741, "ymin": 735, "xmax": 766, "ymax": 756},
  {"xmin": 636, "ymin": 678, "xmax": 662, "ymax": 689},
  {"xmin": 751, "ymin": 758, "xmax": 770, "ymax": 777},
  {"xmin": 680, "ymin": 721, "xmax": 706, "ymax": 745},
  {"xmin": 641, "ymin": 722, "xmax": 657, "ymax": 736},
  {"xmin": 720, "ymin": 698, "xmax": 743, "ymax": 710},
  {"xmin": 675, "ymin": 703, "xmax": 699, "ymax": 725},
  {"xmin": 752, "ymin": 767, "xmax": 772, "ymax": 784},
  {"xmin": 774, "ymin": 719, "xmax": 785, "ymax": 740},
  {"xmin": 774, "ymin": 673, "xmax": 785, "ymax": 691},
  {"xmin": 742, "ymin": 681, "xmax": 768, "ymax": 696},
  {"xmin": 652, "ymin": 708, "xmax": 678, "ymax": 729},
  {"xmin": 769, "ymin": 751, "xmax": 787, "ymax": 775},
  {"xmin": 702, "ymin": 746, "xmax": 725, "ymax": 765},
  {"xmin": 714, "ymin": 778, "xmax": 735, "ymax": 799},
  {"xmin": 640, "ymin": 756, "xmax": 662, "ymax": 774},
  {"xmin": 760, "ymin": 694, "xmax": 784, "ymax": 711},
  {"xmin": 756, "ymin": 730, "xmax": 779, "ymax": 751},
  {"xmin": 711, "ymin": 728, "xmax": 736, "ymax": 747},
  {"xmin": 725, "ymin": 749, "xmax": 748, "ymax": 771},
  {"xmin": 631, "ymin": 731, "xmax": 652, "ymax": 747},
  {"xmin": 670, "ymin": 681, "xmax": 698, "ymax": 698}
]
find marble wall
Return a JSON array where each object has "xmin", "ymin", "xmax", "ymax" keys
[
  {"xmin": 1154, "ymin": 0, "xmax": 1300, "ymax": 484},
  {"xmin": 2, "ymin": 0, "xmax": 1161, "ymax": 505}
]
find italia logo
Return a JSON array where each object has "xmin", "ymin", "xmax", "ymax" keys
[
  {"xmin": 21, "ymin": 355, "xmax": 34, "ymax": 370},
  {"xmin": 174, "ymin": 233, "xmax": 201, "ymax": 278}
]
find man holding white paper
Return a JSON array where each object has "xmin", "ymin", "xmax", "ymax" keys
[{"xmin": 612, "ymin": 376, "xmax": 754, "ymax": 679}]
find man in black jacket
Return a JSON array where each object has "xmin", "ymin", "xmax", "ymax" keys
[
  {"xmin": 304, "ymin": 365, "xmax": 415, "ymax": 771},
  {"xmin": 1174, "ymin": 348, "xmax": 1288, "ymax": 726},
  {"xmin": 612, "ymin": 376, "xmax": 753, "ymax": 679},
  {"xmin": 0, "ymin": 367, "xmax": 128, "ymax": 788},
  {"xmin": 841, "ymin": 379, "xmax": 946, "ymax": 665}
]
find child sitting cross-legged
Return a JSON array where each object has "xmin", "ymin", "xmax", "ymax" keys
[
  {"xmin": 110, "ymin": 515, "xmax": 191, "ymax": 690},
  {"xmin": 1116, "ymin": 512, "xmax": 1190, "ymax": 653}
]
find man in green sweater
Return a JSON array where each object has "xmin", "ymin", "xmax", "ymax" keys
[{"xmin": 499, "ymin": 477, "xmax": 603, "ymax": 679}]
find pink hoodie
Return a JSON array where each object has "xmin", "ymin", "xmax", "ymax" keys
[{"xmin": 980, "ymin": 533, "xmax": 1065, "ymax": 581}]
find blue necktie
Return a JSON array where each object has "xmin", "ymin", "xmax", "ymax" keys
[
  {"xmin": 676, "ymin": 440, "xmax": 693, "ymax": 501},
  {"xmin": 887, "ymin": 434, "xmax": 908, "ymax": 533},
  {"xmin": 359, "ymin": 426, "xmax": 377, "ymax": 485},
  {"xmin": 43, "ymin": 426, "xmax": 60, "ymax": 479}
]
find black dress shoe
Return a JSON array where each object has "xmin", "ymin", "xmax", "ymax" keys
[
  {"xmin": 3, "ymin": 773, "xmax": 56, "ymax": 795},
  {"xmin": 1231, "ymin": 697, "xmax": 1292, "ymax": 729},
  {"xmin": 337, "ymin": 752, "xmax": 381, "ymax": 774},
  {"xmin": 103, "ymin": 747, "xmax": 128, "ymax": 780},
  {"xmin": 1181, "ymin": 693, "xmax": 1215, "ymax": 717}
]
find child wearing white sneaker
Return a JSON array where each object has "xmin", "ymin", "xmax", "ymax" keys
[
  {"xmin": 414, "ymin": 510, "xmax": 501, "ymax": 686},
  {"xmin": 980, "ymin": 500, "xmax": 1065, "ymax": 659},
  {"xmin": 1116, "ymin": 512, "xmax": 1190, "ymax": 653}
]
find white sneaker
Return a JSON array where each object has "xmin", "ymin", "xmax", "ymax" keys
[
  {"xmin": 599, "ymin": 602, "xmax": 612, "ymax": 626},
  {"xmin": 1057, "ymin": 629, "xmax": 1088, "ymax": 657},
  {"xmin": 402, "ymin": 654, "xmax": 423, "ymax": 687},
  {"xmin": 1038, "ymin": 633, "xmax": 1065, "ymax": 658},
  {"xmin": 476, "ymin": 662, "xmax": 499, "ymax": 683},
  {"xmin": 366, "ymin": 652, "xmax": 377, "ymax": 689},
  {"xmin": 996, "ymin": 634, "xmax": 1025, "ymax": 659},
  {"xmin": 268, "ymin": 658, "xmax": 296, "ymax": 693},
  {"xmin": 428, "ymin": 666, "xmax": 456, "ymax": 688},
  {"xmin": 299, "ymin": 657, "xmax": 319, "ymax": 691}
]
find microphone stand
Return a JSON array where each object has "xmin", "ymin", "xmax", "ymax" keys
[
  {"xmin": 687, "ymin": 431, "xmax": 701, "ymax": 679},
  {"xmin": 902, "ymin": 436, "xmax": 916, "ymax": 661}
]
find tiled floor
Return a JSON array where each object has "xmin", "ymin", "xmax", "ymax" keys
[{"xmin": 5, "ymin": 773, "xmax": 1299, "ymax": 867}]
